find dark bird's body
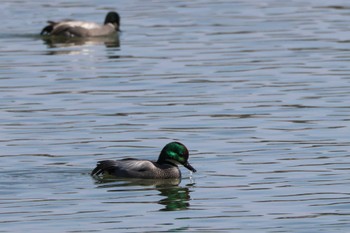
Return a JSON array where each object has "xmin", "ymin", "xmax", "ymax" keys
[
  {"xmin": 91, "ymin": 142, "xmax": 196, "ymax": 179},
  {"xmin": 41, "ymin": 12, "xmax": 120, "ymax": 37}
]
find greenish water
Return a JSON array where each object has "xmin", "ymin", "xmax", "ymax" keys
[{"xmin": 1, "ymin": 0, "xmax": 350, "ymax": 232}]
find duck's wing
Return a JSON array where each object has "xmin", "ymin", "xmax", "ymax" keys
[
  {"xmin": 51, "ymin": 23, "xmax": 91, "ymax": 37},
  {"xmin": 91, "ymin": 159, "xmax": 155, "ymax": 178},
  {"xmin": 41, "ymin": 20, "xmax": 101, "ymax": 37}
]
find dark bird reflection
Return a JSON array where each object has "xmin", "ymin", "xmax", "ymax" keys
[
  {"xmin": 41, "ymin": 35, "xmax": 120, "ymax": 49},
  {"xmin": 157, "ymin": 186, "xmax": 191, "ymax": 211},
  {"xmin": 94, "ymin": 177, "xmax": 192, "ymax": 211}
]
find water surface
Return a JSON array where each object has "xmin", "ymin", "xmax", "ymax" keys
[{"xmin": 1, "ymin": 0, "xmax": 350, "ymax": 232}]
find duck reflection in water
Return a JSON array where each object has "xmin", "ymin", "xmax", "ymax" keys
[
  {"xmin": 41, "ymin": 35, "xmax": 120, "ymax": 49},
  {"xmin": 95, "ymin": 178, "xmax": 192, "ymax": 211},
  {"xmin": 158, "ymin": 185, "xmax": 191, "ymax": 211}
]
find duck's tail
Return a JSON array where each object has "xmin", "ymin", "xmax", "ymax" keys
[
  {"xmin": 91, "ymin": 160, "xmax": 116, "ymax": 176},
  {"xmin": 40, "ymin": 21, "xmax": 56, "ymax": 35}
]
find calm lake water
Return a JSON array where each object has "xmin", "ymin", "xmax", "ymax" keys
[{"xmin": 1, "ymin": 0, "xmax": 350, "ymax": 232}]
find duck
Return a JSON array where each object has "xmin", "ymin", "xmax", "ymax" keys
[
  {"xmin": 91, "ymin": 142, "xmax": 196, "ymax": 179},
  {"xmin": 40, "ymin": 11, "xmax": 120, "ymax": 37}
]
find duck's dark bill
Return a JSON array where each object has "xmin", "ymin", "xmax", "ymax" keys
[{"xmin": 184, "ymin": 162, "xmax": 196, "ymax": 173}]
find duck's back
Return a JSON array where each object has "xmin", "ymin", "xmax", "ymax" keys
[{"xmin": 92, "ymin": 158, "xmax": 181, "ymax": 179}]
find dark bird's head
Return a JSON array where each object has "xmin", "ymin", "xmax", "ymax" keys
[
  {"xmin": 158, "ymin": 142, "xmax": 196, "ymax": 173},
  {"xmin": 104, "ymin": 11, "xmax": 120, "ymax": 31}
]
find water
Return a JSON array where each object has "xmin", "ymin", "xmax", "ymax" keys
[{"xmin": 1, "ymin": 0, "xmax": 350, "ymax": 232}]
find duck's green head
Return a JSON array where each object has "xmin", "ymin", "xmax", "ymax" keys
[
  {"xmin": 158, "ymin": 142, "xmax": 196, "ymax": 172},
  {"xmin": 105, "ymin": 11, "xmax": 120, "ymax": 31}
]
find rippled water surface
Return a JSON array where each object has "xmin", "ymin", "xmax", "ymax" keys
[{"xmin": 1, "ymin": 0, "xmax": 350, "ymax": 232}]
